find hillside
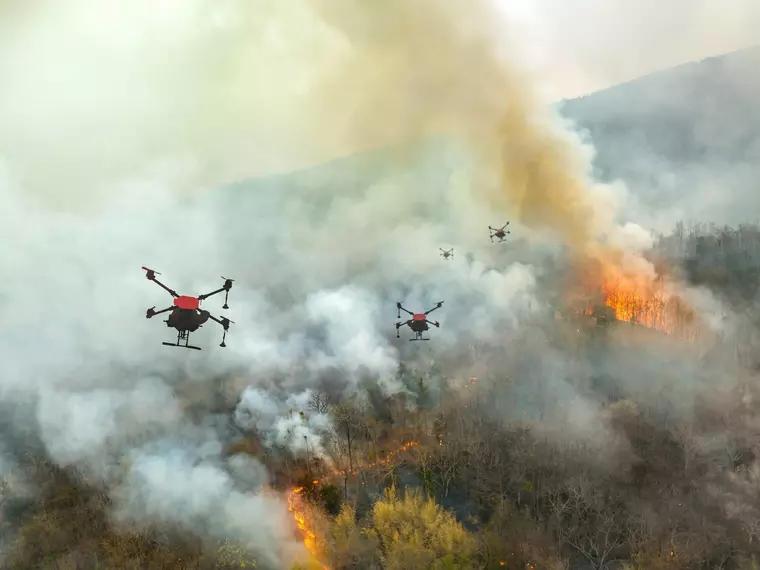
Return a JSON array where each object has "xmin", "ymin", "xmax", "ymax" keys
[{"xmin": 560, "ymin": 46, "xmax": 760, "ymax": 229}]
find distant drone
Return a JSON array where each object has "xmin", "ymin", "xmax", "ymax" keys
[
  {"xmin": 440, "ymin": 248, "xmax": 454, "ymax": 260},
  {"xmin": 142, "ymin": 267, "xmax": 234, "ymax": 350},
  {"xmin": 489, "ymin": 222, "xmax": 511, "ymax": 243},
  {"xmin": 395, "ymin": 301, "xmax": 444, "ymax": 341}
]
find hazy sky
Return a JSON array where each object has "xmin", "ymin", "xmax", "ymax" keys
[
  {"xmin": 497, "ymin": 0, "xmax": 760, "ymax": 99},
  {"xmin": 0, "ymin": 0, "xmax": 758, "ymax": 198}
]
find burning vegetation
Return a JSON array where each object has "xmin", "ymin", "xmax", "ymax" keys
[{"xmin": 600, "ymin": 275, "xmax": 697, "ymax": 337}]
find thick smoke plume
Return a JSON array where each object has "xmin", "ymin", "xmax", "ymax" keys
[{"xmin": 0, "ymin": 0, "xmax": 736, "ymax": 567}]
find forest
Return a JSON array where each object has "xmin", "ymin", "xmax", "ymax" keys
[{"xmin": 4, "ymin": 222, "xmax": 760, "ymax": 569}]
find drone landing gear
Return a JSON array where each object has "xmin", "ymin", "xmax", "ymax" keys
[
  {"xmin": 162, "ymin": 342, "xmax": 201, "ymax": 350},
  {"xmin": 163, "ymin": 330, "xmax": 202, "ymax": 350}
]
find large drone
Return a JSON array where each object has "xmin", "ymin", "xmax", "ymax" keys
[
  {"xmin": 489, "ymin": 222, "xmax": 511, "ymax": 243},
  {"xmin": 142, "ymin": 267, "xmax": 233, "ymax": 350},
  {"xmin": 395, "ymin": 301, "xmax": 444, "ymax": 341}
]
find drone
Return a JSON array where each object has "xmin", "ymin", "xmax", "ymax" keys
[
  {"xmin": 142, "ymin": 267, "xmax": 234, "ymax": 350},
  {"xmin": 440, "ymin": 248, "xmax": 454, "ymax": 260},
  {"xmin": 489, "ymin": 222, "xmax": 511, "ymax": 243},
  {"xmin": 395, "ymin": 301, "xmax": 444, "ymax": 341}
]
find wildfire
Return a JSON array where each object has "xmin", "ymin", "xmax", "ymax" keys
[
  {"xmin": 603, "ymin": 277, "xmax": 667, "ymax": 331},
  {"xmin": 361, "ymin": 440, "xmax": 420, "ymax": 471},
  {"xmin": 287, "ymin": 486, "xmax": 329, "ymax": 570},
  {"xmin": 285, "ymin": 439, "xmax": 420, "ymax": 568},
  {"xmin": 601, "ymin": 273, "xmax": 697, "ymax": 337}
]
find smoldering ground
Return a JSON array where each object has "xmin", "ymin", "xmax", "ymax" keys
[{"xmin": 0, "ymin": 0, "xmax": 752, "ymax": 567}]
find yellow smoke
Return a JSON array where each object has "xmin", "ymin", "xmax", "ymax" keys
[
  {"xmin": 3, "ymin": 0, "xmax": 614, "ymax": 254},
  {"xmin": 307, "ymin": 0, "xmax": 610, "ymax": 254}
]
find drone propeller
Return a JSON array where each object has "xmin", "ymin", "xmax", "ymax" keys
[
  {"xmin": 219, "ymin": 317, "xmax": 234, "ymax": 347},
  {"xmin": 141, "ymin": 266, "xmax": 161, "ymax": 280},
  {"xmin": 221, "ymin": 276, "xmax": 234, "ymax": 309}
]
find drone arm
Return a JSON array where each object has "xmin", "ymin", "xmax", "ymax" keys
[
  {"xmin": 207, "ymin": 314, "xmax": 231, "ymax": 329},
  {"xmin": 149, "ymin": 277, "xmax": 179, "ymax": 297},
  {"xmin": 425, "ymin": 319, "xmax": 440, "ymax": 327},
  {"xmin": 198, "ymin": 287, "xmax": 225, "ymax": 300},
  {"xmin": 200, "ymin": 279, "xmax": 233, "ymax": 308},
  {"xmin": 146, "ymin": 305, "xmax": 173, "ymax": 318},
  {"xmin": 396, "ymin": 303, "xmax": 414, "ymax": 317},
  {"xmin": 207, "ymin": 314, "xmax": 232, "ymax": 347},
  {"xmin": 424, "ymin": 302, "xmax": 444, "ymax": 315}
]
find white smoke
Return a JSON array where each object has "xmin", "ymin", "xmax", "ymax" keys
[
  {"xmin": 235, "ymin": 388, "xmax": 332, "ymax": 456},
  {"xmin": 0, "ymin": 1, "xmax": 742, "ymax": 567}
]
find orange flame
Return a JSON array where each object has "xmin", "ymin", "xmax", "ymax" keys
[
  {"xmin": 601, "ymin": 271, "xmax": 697, "ymax": 337},
  {"xmin": 284, "ymin": 439, "xmax": 420, "ymax": 569},
  {"xmin": 287, "ymin": 486, "xmax": 329, "ymax": 570},
  {"xmin": 360, "ymin": 440, "xmax": 419, "ymax": 471}
]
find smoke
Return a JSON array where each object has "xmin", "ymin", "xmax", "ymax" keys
[
  {"xmin": 0, "ymin": 0, "xmax": 745, "ymax": 566},
  {"xmin": 499, "ymin": 0, "xmax": 760, "ymax": 99},
  {"xmin": 560, "ymin": 45, "xmax": 760, "ymax": 230},
  {"xmin": 113, "ymin": 444, "xmax": 296, "ymax": 569},
  {"xmin": 235, "ymin": 388, "xmax": 332, "ymax": 456}
]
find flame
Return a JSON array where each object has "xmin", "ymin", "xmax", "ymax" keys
[
  {"xmin": 287, "ymin": 486, "xmax": 329, "ymax": 570},
  {"xmin": 284, "ymin": 439, "xmax": 420, "ymax": 568},
  {"xmin": 600, "ymin": 271, "xmax": 698, "ymax": 338},
  {"xmin": 568, "ymin": 250, "xmax": 700, "ymax": 339},
  {"xmin": 602, "ymin": 276, "xmax": 669, "ymax": 332},
  {"xmin": 362, "ymin": 440, "xmax": 419, "ymax": 470}
]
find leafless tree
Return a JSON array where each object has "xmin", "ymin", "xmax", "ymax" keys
[{"xmin": 308, "ymin": 390, "xmax": 330, "ymax": 415}]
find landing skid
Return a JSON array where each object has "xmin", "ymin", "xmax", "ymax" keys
[
  {"xmin": 162, "ymin": 342, "xmax": 201, "ymax": 350},
  {"xmin": 162, "ymin": 330, "xmax": 201, "ymax": 350}
]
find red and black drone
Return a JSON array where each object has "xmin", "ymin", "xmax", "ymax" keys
[
  {"xmin": 439, "ymin": 248, "xmax": 454, "ymax": 260},
  {"xmin": 142, "ymin": 267, "xmax": 233, "ymax": 350},
  {"xmin": 395, "ymin": 301, "xmax": 444, "ymax": 341},
  {"xmin": 489, "ymin": 222, "xmax": 511, "ymax": 243}
]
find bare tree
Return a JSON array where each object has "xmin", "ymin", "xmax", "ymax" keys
[
  {"xmin": 308, "ymin": 390, "xmax": 330, "ymax": 415},
  {"xmin": 555, "ymin": 476, "xmax": 629, "ymax": 569}
]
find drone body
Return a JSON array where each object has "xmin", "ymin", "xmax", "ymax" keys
[
  {"xmin": 489, "ymin": 222, "xmax": 511, "ymax": 243},
  {"xmin": 440, "ymin": 248, "xmax": 454, "ymax": 260},
  {"xmin": 396, "ymin": 301, "xmax": 444, "ymax": 341},
  {"xmin": 142, "ymin": 267, "xmax": 233, "ymax": 350}
]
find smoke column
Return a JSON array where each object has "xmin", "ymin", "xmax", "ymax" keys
[{"xmin": 0, "ymin": 0, "xmax": 729, "ymax": 567}]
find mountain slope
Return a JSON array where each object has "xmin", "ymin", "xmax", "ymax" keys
[{"xmin": 559, "ymin": 46, "xmax": 760, "ymax": 229}]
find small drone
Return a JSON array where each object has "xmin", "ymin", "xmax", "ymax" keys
[
  {"xmin": 142, "ymin": 267, "xmax": 233, "ymax": 350},
  {"xmin": 489, "ymin": 222, "xmax": 511, "ymax": 243},
  {"xmin": 440, "ymin": 248, "xmax": 454, "ymax": 260},
  {"xmin": 395, "ymin": 301, "xmax": 444, "ymax": 341}
]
